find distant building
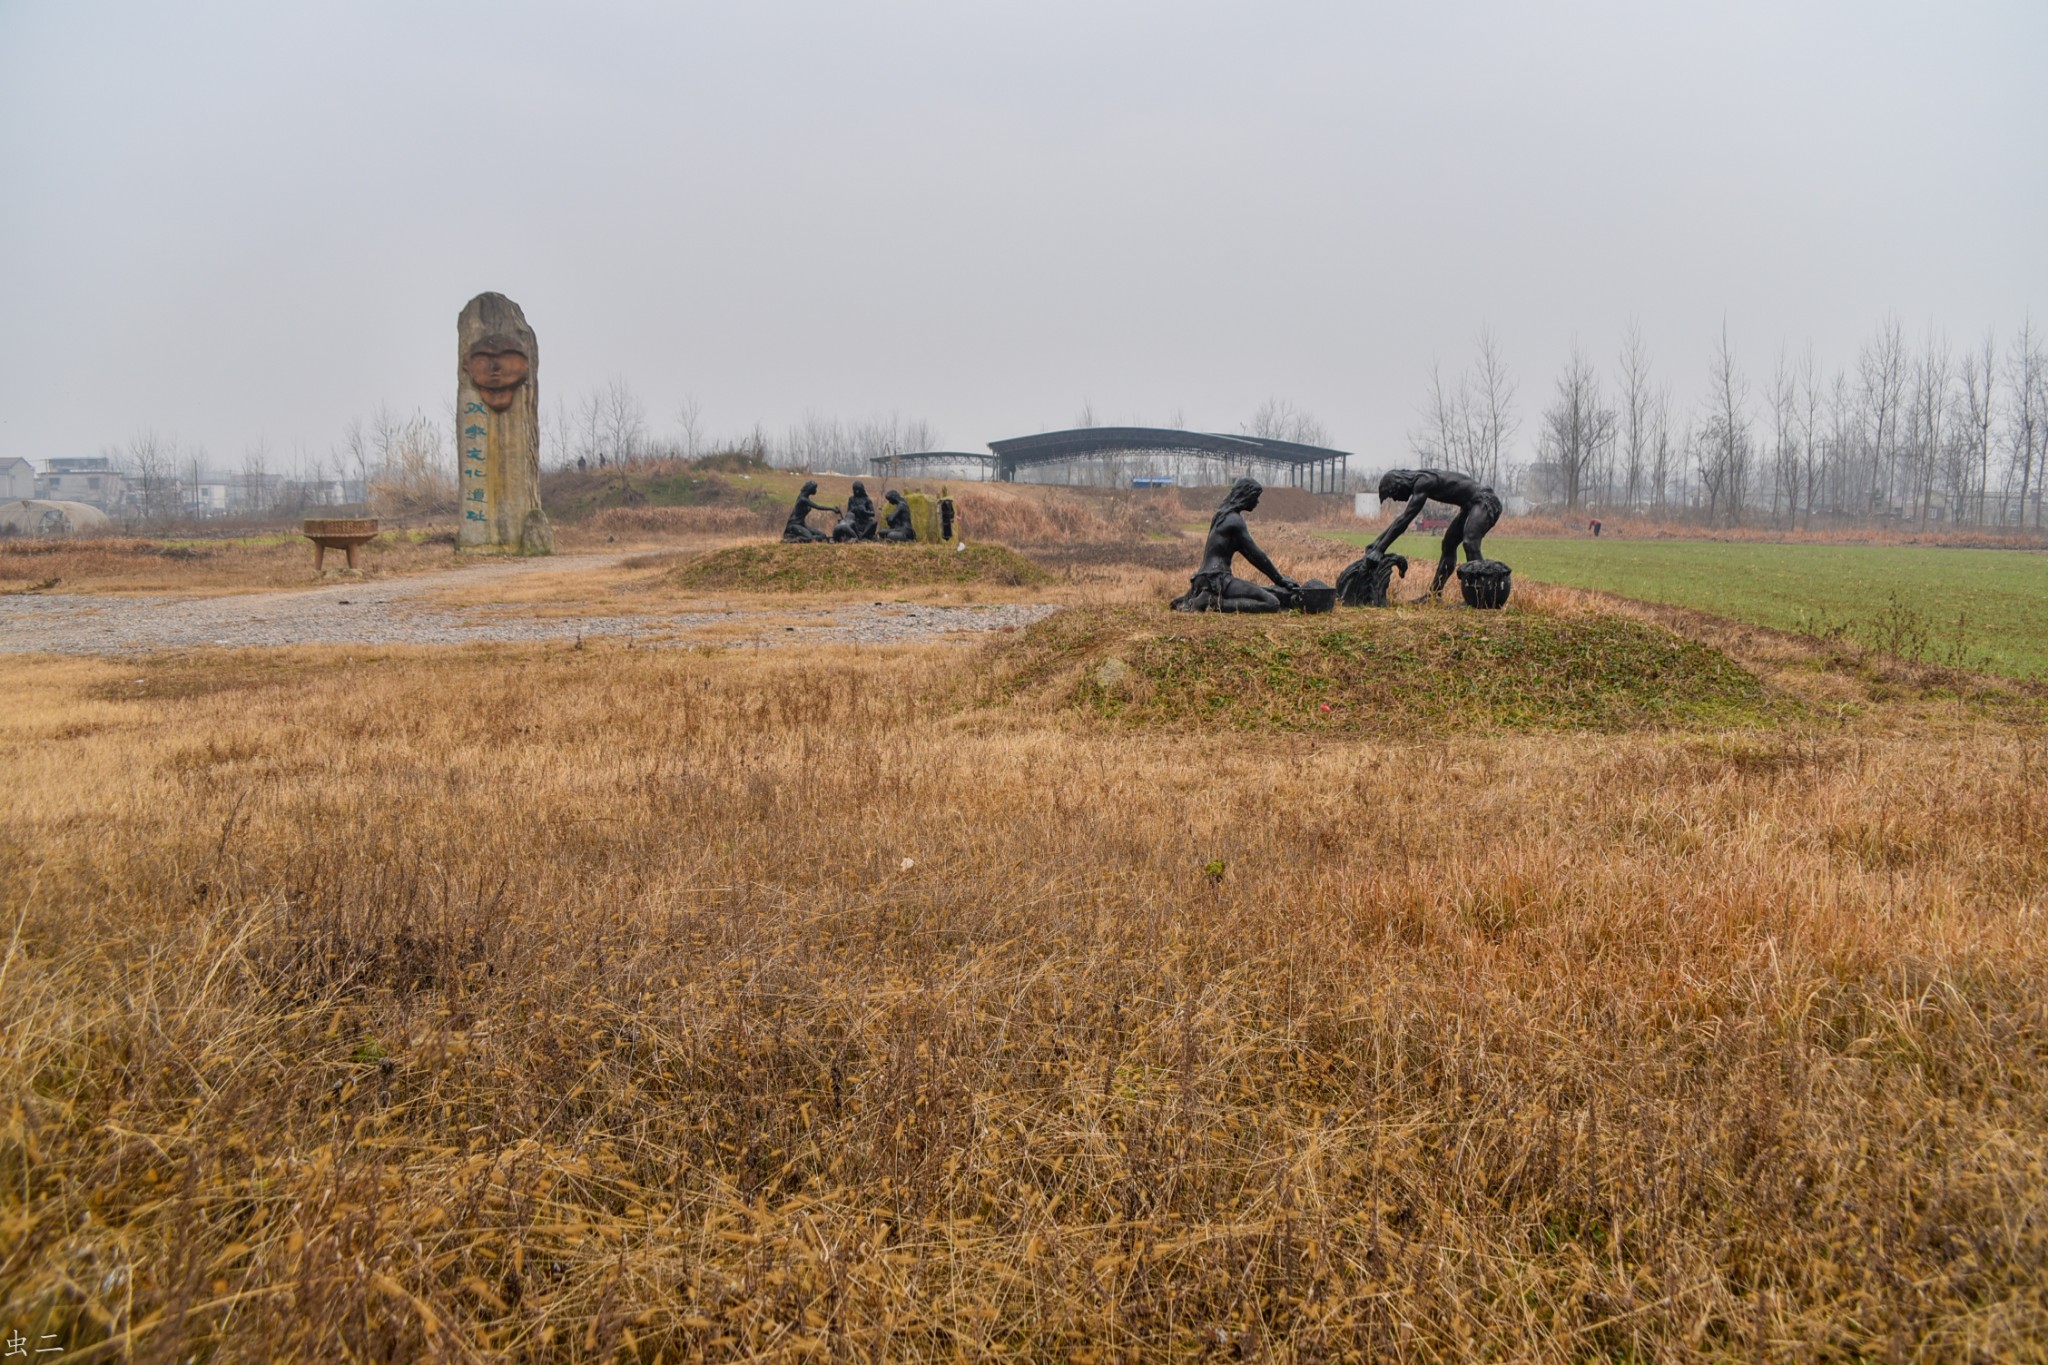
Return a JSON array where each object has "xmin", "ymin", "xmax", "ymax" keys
[
  {"xmin": 275, "ymin": 476, "xmax": 367, "ymax": 510},
  {"xmin": 1521, "ymin": 461, "xmax": 1564, "ymax": 509},
  {"xmin": 36, "ymin": 456, "xmax": 128, "ymax": 511},
  {"xmin": 184, "ymin": 472, "xmax": 234, "ymax": 516},
  {"xmin": 0, "ymin": 457, "xmax": 33, "ymax": 501}
]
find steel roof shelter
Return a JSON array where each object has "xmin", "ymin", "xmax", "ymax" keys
[
  {"xmin": 983, "ymin": 427, "xmax": 1349, "ymax": 490},
  {"xmin": 865, "ymin": 451, "xmax": 1002, "ymax": 479}
]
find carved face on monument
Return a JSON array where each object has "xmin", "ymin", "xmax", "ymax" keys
[{"xmin": 464, "ymin": 337, "xmax": 532, "ymax": 412}]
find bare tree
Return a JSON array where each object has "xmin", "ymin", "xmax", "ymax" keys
[
  {"xmin": 674, "ymin": 395, "xmax": 704, "ymax": 459},
  {"xmin": 1768, "ymin": 345, "xmax": 1799, "ymax": 527},
  {"xmin": 336, "ymin": 417, "xmax": 371, "ymax": 492},
  {"xmin": 239, "ymin": 439, "xmax": 273, "ymax": 518},
  {"xmin": 1469, "ymin": 327, "xmax": 1519, "ymax": 488},
  {"xmin": 1648, "ymin": 389, "xmax": 1674, "ymax": 508},
  {"xmin": 1243, "ymin": 396, "xmax": 1332, "ymax": 447},
  {"xmin": 600, "ymin": 378, "xmax": 648, "ymax": 466},
  {"xmin": 1616, "ymin": 322, "xmax": 1655, "ymax": 509},
  {"xmin": 1537, "ymin": 342, "xmax": 1614, "ymax": 509},
  {"xmin": 1699, "ymin": 323, "xmax": 1753, "ymax": 524},
  {"xmin": 1960, "ymin": 332, "xmax": 1996, "ymax": 524},
  {"xmin": 369, "ymin": 410, "xmax": 454, "ymax": 516},
  {"xmin": 1796, "ymin": 348, "xmax": 1823, "ymax": 528},
  {"xmin": 573, "ymin": 390, "xmax": 606, "ymax": 467},
  {"xmin": 1409, "ymin": 360, "xmax": 1470, "ymax": 470},
  {"xmin": 1858, "ymin": 316, "xmax": 1907, "ymax": 514},
  {"xmin": 1907, "ymin": 333, "xmax": 1952, "ymax": 523},
  {"xmin": 370, "ymin": 403, "xmax": 403, "ymax": 483},
  {"xmin": 1074, "ymin": 398, "xmax": 1097, "ymax": 429},
  {"xmin": 540, "ymin": 395, "xmax": 572, "ymax": 471},
  {"xmin": 1407, "ymin": 330, "xmax": 1515, "ymax": 488},
  {"xmin": 118, "ymin": 430, "xmax": 182, "ymax": 526},
  {"xmin": 1827, "ymin": 370, "xmax": 1856, "ymax": 522},
  {"xmin": 2006, "ymin": 318, "xmax": 2044, "ymax": 528}
]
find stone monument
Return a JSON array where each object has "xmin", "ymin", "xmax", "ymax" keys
[
  {"xmin": 456, "ymin": 292, "xmax": 553, "ymax": 554},
  {"xmin": 1336, "ymin": 468, "xmax": 1508, "ymax": 609}
]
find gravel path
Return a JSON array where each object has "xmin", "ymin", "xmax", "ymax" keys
[{"xmin": 0, "ymin": 558, "xmax": 1056, "ymax": 655}]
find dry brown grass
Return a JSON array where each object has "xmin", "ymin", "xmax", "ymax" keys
[
  {"xmin": 3, "ymin": 618, "xmax": 2046, "ymax": 1361},
  {"xmin": 579, "ymin": 506, "xmax": 780, "ymax": 540},
  {"xmin": 0, "ymin": 531, "xmax": 470, "ymax": 596}
]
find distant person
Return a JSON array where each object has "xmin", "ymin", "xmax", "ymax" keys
[
  {"xmin": 833, "ymin": 481, "xmax": 879, "ymax": 541},
  {"xmin": 1171, "ymin": 477, "xmax": 1299, "ymax": 612},
  {"xmin": 577, "ymin": 455, "xmax": 587, "ymax": 472},
  {"xmin": 782, "ymin": 480, "xmax": 840, "ymax": 542},
  {"xmin": 1337, "ymin": 468, "xmax": 1501, "ymax": 602},
  {"xmin": 1589, "ymin": 517, "xmax": 1602, "ymax": 537}
]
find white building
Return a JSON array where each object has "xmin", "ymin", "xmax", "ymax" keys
[
  {"xmin": 0, "ymin": 457, "xmax": 33, "ymax": 501},
  {"xmin": 184, "ymin": 473, "xmax": 234, "ymax": 515},
  {"xmin": 36, "ymin": 456, "xmax": 128, "ymax": 511}
]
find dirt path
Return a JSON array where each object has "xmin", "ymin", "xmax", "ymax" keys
[{"xmin": 0, "ymin": 554, "xmax": 1055, "ymax": 654}]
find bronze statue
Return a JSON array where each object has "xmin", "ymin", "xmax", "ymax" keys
[
  {"xmin": 881, "ymin": 489, "xmax": 916, "ymax": 541},
  {"xmin": 1337, "ymin": 468, "xmax": 1509, "ymax": 608},
  {"xmin": 832, "ymin": 481, "xmax": 880, "ymax": 541},
  {"xmin": 1171, "ymin": 477, "xmax": 1300, "ymax": 613},
  {"xmin": 783, "ymin": 480, "xmax": 840, "ymax": 542}
]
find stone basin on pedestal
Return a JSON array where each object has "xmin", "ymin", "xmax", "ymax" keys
[{"xmin": 303, "ymin": 517, "xmax": 380, "ymax": 571}]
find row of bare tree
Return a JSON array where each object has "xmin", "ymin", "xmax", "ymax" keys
[
  {"xmin": 112, "ymin": 430, "xmax": 371, "ymax": 526},
  {"xmin": 1502, "ymin": 318, "xmax": 2047, "ymax": 527}
]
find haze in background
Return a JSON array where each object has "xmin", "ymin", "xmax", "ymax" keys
[{"xmin": 2, "ymin": 1, "xmax": 2042, "ymax": 471}]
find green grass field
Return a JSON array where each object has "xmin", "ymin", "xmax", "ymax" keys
[{"xmin": 1320, "ymin": 531, "xmax": 2048, "ymax": 678}]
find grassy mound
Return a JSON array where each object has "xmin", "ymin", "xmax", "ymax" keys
[
  {"xmin": 991, "ymin": 603, "xmax": 1781, "ymax": 731},
  {"xmin": 540, "ymin": 454, "xmax": 788, "ymax": 523},
  {"xmin": 669, "ymin": 541, "xmax": 1052, "ymax": 592}
]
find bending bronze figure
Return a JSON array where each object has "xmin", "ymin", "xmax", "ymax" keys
[{"xmin": 1337, "ymin": 468, "xmax": 1509, "ymax": 608}]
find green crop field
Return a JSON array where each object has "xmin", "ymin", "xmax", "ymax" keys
[{"xmin": 1320, "ymin": 531, "xmax": 2048, "ymax": 679}]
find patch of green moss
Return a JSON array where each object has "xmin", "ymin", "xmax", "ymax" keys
[
  {"xmin": 991, "ymin": 604, "xmax": 1788, "ymax": 733},
  {"xmin": 669, "ymin": 541, "xmax": 1051, "ymax": 593}
]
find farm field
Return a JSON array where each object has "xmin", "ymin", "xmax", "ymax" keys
[
  {"xmin": 4, "ymin": 560, "xmax": 2047, "ymax": 1360},
  {"xmin": 1319, "ymin": 531, "xmax": 2048, "ymax": 679}
]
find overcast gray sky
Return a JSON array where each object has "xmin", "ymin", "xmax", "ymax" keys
[{"xmin": 3, "ymin": 1, "xmax": 2042, "ymax": 472}]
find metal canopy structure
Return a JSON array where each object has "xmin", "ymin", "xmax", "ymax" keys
[
  {"xmin": 865, "ymin": 451, "xmax": 1001, "ymax": 480},
  {"xmin": 983, "ymin": 427, "xmax": 1350, "ymax": 491}
]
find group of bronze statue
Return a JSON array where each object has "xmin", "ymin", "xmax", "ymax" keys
[
  {"xmin": 783, "ymin": 480, "xmax": 930, "ymax": 544},
  {"xmin": 1172, "ymin": 468, "xmax": 1512, "ymax": 612},
  {"xmin": 781, "ymin": 466, "xmax": 1509, "ymax": 610}
]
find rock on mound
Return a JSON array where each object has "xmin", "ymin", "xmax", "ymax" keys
[
  {"xmin": 669, "ymin": 541, "xmax": 1051, "ymax": 593},
  {"xmin": 988, "ymin": 604, "xmax": 1779, "ymax": 732}
]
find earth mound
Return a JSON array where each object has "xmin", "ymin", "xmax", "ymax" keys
[
  {"xmin": 668, "ymin": 541, "xmax": 1051, "ymax": 593},
  {"xmin": 987, "ymin": 603, "xmax": 1781, "ymax": 732}
]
